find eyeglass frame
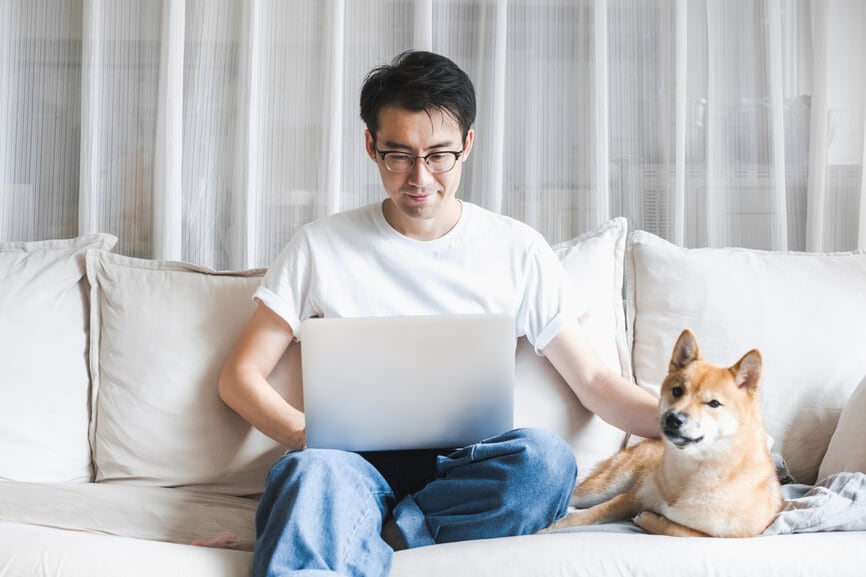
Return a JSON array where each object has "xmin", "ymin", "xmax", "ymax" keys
[{"xmin": 373, "ymin": 147, "xmax": 465, "ymax": 174}]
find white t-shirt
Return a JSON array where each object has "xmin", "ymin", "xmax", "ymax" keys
[{"xmin": 254, "ymin": 201, "xmax": 580, "ymax": 353}]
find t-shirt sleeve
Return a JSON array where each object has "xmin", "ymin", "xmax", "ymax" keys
[
  {"xmin": 517, "ymin": 236, "xmax": 586, "ymax": 354},
  {"xmin": 252, "ymin": 229, "xmax": 316, "ymax": 337}
]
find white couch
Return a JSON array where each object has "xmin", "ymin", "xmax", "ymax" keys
[{"xmin": 2, "ymin": 219, "xmax": 865, "ymax": 577}]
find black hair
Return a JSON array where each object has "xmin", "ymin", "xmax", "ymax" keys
[{"xmin": 359, "ymin": 50, "xmax": 476, "ymax": 141}]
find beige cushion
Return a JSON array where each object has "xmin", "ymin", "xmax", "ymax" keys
[
  {"xmin": 818, "ymin": 375, "xmax": 866, "ymax": 479},
  {"xmin": 626, "ymin": 230, "xmax": 866, "ymax": 484},
  {"xmin": 87, "ymin": 250, "xmax": 299, "ymax": 497},
  {"xmin": 515, "ymin": 218, "xmax": 630, "ymax": 480},
  {"xmin": 0, "ymin": 481, "xmax": 256, "ymax": 549},
  {"xmin": 0, "ymin": 233, "xmax": 117, "ymax": 482}
]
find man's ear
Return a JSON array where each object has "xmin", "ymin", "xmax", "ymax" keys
[
  {"xmin": 461, "ymin": 129, "xmax": 475, "ymax": 160},
  {"xmin": 365, "ymin": 130, "xmax": 378, "ymax": 162}
]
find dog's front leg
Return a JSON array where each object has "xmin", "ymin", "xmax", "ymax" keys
[
  {"xmin": 544, "ymin": 491, "xmax": 640, "ymax": 532},
  {"xmin": 570, "ymin": 440, "xmax": 660, "ymax": 509},
  {"xmin": 633, "ymin": 512, "xmax": 709, "ymax": 537}
]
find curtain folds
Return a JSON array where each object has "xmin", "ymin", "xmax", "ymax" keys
[{"xmin": 1, "ymin": 0, "xmax": 864, "ymax": 269}]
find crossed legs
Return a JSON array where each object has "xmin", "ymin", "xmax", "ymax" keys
[{"xmin": 253, "ymin": 428, "xmax": 576, "ymax": 577}]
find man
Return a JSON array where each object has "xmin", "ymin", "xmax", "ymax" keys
[{"xmin": 219, "ymin": 50, "xmax": 659, "ymax": 577}]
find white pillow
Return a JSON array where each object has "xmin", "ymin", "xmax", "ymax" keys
[
  {"xmin": 818, "ymin": 375, "xmax": 866, "ymax": 479},
  {"xmin": 87, "ymin": 250, "xmax": 299, "ymax": 497},
  {"xmin": 514, "ymin": 218, "xmax": 630, "ymax": 480},
  {"xmin": 0, "ymin": 233, "xmax": 117, "ymax": 482},
  {"xmin": 554, "ymin": 217, "xmax": 631, "ymax": 382},
  {"xmin": 626, "ymin": 231, "xmax": 866, "ymax": 484}
]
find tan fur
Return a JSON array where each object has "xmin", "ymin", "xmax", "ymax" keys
[{"xmin": 546, "ymin": 329, "xmax": 782, "ymax": 538}]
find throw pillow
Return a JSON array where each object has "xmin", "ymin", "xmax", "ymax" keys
[
  {"xmin": 626, "ymin": 231, "xmax": 866, "ymax": 484},
  {"xmin": 0, "ymin": 233, "xmax": 117, "ymax": 482},
  {"xmin": 818, "ymin": 375, "xmax": 866, "ymax": 479},
  {"xmin": 514, "ymin": 217, "xmax": 631, "ymax": 480},
  {"xmin": 87, "ymin": 250, "xmax": 298, "ymax": 497}
]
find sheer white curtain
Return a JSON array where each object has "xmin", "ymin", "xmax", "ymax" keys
[{"xmin": 1, "ymin": 0, "xmax": 864, "ymax": 269}]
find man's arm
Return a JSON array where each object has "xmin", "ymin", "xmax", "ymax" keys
[
  {"xmin": 542, "ymin": 320, "xmax": 660, "ymax": 439},
  {"xmin": 218, "ymin": 302, "xmax": 306, "ymax": 449}
]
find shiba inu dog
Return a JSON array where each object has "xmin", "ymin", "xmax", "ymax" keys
[{"xmin": 546, "ymin": 329, "xmax": 782, "ymax": 537}]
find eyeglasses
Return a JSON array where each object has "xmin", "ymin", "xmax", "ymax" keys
[{"xmin": 374, "ymin": 148, "xmax": 464, "ymax": 174}]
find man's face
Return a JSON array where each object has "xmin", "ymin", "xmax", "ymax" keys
[{"xmin": 365, "ymin": 105, "xmax": 473, "ymax": 240}]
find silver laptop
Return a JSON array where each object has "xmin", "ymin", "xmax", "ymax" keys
[{"xmin": 300, "ymin": 314, "xmax": 515, "ymax": 452}]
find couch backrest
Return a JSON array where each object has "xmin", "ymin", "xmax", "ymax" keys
[{"xmin": 8, "ymin": 222, "xmax": 864, "ymax": 494}]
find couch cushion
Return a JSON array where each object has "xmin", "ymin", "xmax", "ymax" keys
[
  {"xmin": 0, "ymin": 233, "xmax": 117, "ymax": 482},
  {"xmin": 819, "ymin": 375, "xmax": 866, "ymax": 479},
  {"xmin": 0, "ymin": 521, "xmax": 252, "ymax": 577},
  {"xmin": 0, "ymin": 519, "xmax": 863, "ymax": 577},
  {"xmin": 87, "ymin": 250, "xmax": 298, "ymax": 496},
  {"xmin": 515, "ymin": 218, "xmax": 630, "ymax": 479},
  {"xmin": 390, "ymin": 530, "xmax": 866, "ymax": 577},
  {"xmin": 626, "ymin": 231, "xmax": 866, "ymax": 484},
  {"xmin": 0, "ymin": 481, "xmax": 256, "ymax": 549}
]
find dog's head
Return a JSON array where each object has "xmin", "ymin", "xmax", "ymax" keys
[{"xmin": 658, "ymin": 329, "xmax": 763, "ymax": 452}]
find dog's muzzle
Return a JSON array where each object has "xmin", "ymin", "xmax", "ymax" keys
[{"xmin": 662, "ymin": 410, "xmax": 704, "ymax": 448}]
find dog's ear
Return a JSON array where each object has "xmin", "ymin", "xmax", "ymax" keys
[
  {"xmin": 669, "ymin": 329, "xmax": 701, "ymax": 372},
  {"xmin": 731, "ymin": 349, "xmax": 762, "ymax": 392}
]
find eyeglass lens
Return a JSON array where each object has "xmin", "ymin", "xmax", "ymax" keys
[{"xmin": 385, "ymin": 152, "xmax": 457, "ymax": 173}]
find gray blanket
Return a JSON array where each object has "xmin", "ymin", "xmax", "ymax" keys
[{"xmin": 763, "ymin": 472, "xmax": 866, "ymax": 535}]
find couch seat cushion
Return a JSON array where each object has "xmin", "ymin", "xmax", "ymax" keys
[{"xmin": 0, "ymin": 481, "xmax": 256, "ymax": 548}]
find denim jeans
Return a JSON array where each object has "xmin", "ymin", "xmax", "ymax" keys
[{"xmin": 252, "ymin": 427, "xmax": 577, "ymax": 577}]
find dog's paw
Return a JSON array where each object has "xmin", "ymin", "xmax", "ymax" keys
[
  {"xmin": 538, "ymin": 518, "xmax": 565, "ymax": 534},
  {"xmin": 537, "ymin": 521, "xmax": 561, "ymax": 534},
  {"xmin": 632, "ymin": 511, "xmax": 658, "ymax": 532},
  {"xmin": 633, "ymin": 512, "xmax": 709, "ymax": 537},
  {"xmin": 541, "ymin": 513, "xmax": 580, "ymax": 533}
]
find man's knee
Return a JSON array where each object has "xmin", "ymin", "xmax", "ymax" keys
[
  {"xmin": 454, "ymin": 428, "xmax": 577, "ymax": 509},
  {"xmin": 504, "ymin": 428, "xmax": 577, "ymax": 489},
  {"xmin": 418, "ymin": 428, "xmax": 577, "ymax": 540},
  {"xmin": 265, "ymin": 449, "xmax": 375, "ymax": 492},
  {"xmin": 259, "ymin": 449, "xmax": 394, "ymax": 530}
]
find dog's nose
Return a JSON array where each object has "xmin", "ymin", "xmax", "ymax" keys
[{"xmin": 664, "ymin": 411, "xmax": 685, "ymax": 430}]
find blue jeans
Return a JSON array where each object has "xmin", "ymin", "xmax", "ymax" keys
[{"xmin": 252, "ymin": 428, "xmax": 577, "ymax": 577}]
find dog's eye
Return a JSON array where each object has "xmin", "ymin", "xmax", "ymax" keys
[
  {"xmin": 671, "ymin": 386, "xmax": 685, "ymax": 398},
  {"xmin": 706, "ymin": 399, "xmax": 722, "ymax": 408}
]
